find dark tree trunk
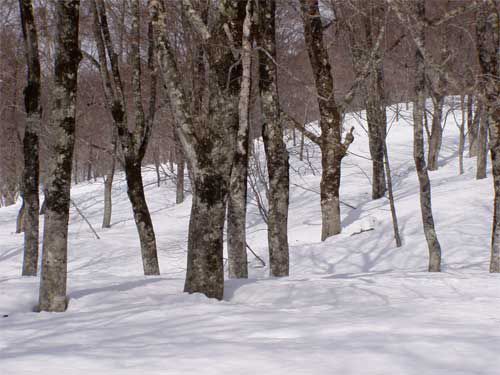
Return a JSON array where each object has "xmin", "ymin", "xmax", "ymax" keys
[
  {"xmin": 476, "ymin": 109, "xmax": 488, "ymax": 180},
  {"xmin": 458, "ymin": 95, "xmax": 466, "ymax": 175},
  {"xmin": 468, "ymin": 97, "xmax": 479, "ymax": 157},
  {"xmin": 16, "ymin": 200, "xmax": 25, "ymax": 234},
  {"xmin": 92, "ymin": 0, "xmax": 160, "ymax": 274},
  {"xmin": 125, "ymin": 160, "xmax": 160, "ymax": 275},
  {"xmin": 427, "ymin": 95, "xmax": 444, "ymax": 171},
  {"xmin": 258, "ymin": 0, "xmax": 289, "ymax": 276},
  {"xmin": 227, "ymin": 3, "xmax": 252, "ymax": 279},
  {"xmin": 175, "ymin": 136, "xmax": 185, "ymax": 204},
  {"xmin": 475, "ymin": 1, "xmax": 500, "ymax": 272},
  {"xmin": 19, "ymin": 0, "xmax": 41, "ymax": 276},
  {"xmin": 412, "ymin": 0, "xmax": 442, "ymax": 272},
  {"xmin": 38, "ymin": 0, "xmax": 81, "ymax": 312},
  {"xmin": 300, "ymin": 0, "xmax": 354, "ymax": 241}
]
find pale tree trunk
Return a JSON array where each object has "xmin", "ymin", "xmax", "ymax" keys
[
  {"xmin": 92, "ymin": 0, "xmax": 160, "ymax": 275},
  {"xmin": 258, "ymin": 0, "xmax": 289, "ymax": 276},
  {"xmin": 151, "ymin": 0, "xmax": 248, "ymax": 299},
  {"xmin": 19, "ymin": 0, "xmax": 41, "ymax": 276},
  {"xmin": 228, "ymin": 2, "xmax": 252, "ymax": 279},
  {"xmin": 412, "ymin": 0, "xmax": 442, "ymax": 272},
  {"xmin": 102, "ymin": 131, "xmax": 116, "ymax": 228},
  {"xmin": 475, "ymin": 1, "xmax": 500, "ymax": 272},
  {"xmin": 300, "ymin": 0, "xmax": 354, "ymax": 241},
  {"xmin": 476, "ymin": 107, "xmax": 488, "ymax": 180},
  {"xmin": 38, "ymin": 0, "xmax": 81, "ymax": 312}
]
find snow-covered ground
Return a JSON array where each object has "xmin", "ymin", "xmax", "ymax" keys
[{"xmin": 1, "ymin": 102, "xmax": 499, "ymax": 375}]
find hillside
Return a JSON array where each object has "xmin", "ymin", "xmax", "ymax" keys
[{"xmin": 1, "ymin": 102, "xmax": 499, "ymax": 375}]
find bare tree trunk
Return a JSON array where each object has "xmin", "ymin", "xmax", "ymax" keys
[
  {"xmin": 427, "ymin": 95, "xmax": 444, "ymax": 171},
  {"xmin": 258, "ymin": 0, "xmax": 289, "ymax": 276},
  {"xmin": 476, "ymin": 107, "xmax": 488, "ymax": 180},
  {"xmin": 175, "ymin": 136, "xmax": 185, "ymax": 204},
  {"xmin": 458, "ymin": 95, "xmax": 466, "ymax": 175},
  {"xmin": 92, "ymin": 0, "xmax": 160, "ymax": 275},
  {"xmin": 412, "ymin": 0, "xmax": 442, "ymax": 272},
  {"xmin": 16, "ymin": 200, "xmax": 25, "ymax": 234},
  {"xmin": 39, "ymin": 0, "xmax": 81, "ymax": 312},
  {"xmin": 383, "ymin": 141, "xmax": 402, "ymax": 247},
  {"xmin": 468, "ymin": 97, "xmax": 479, "ymax": 157},
  {"xmin": 19, "ymin": 0, "xmax": 41, "ymax": 276},
  {"xmin": 475, "ymin": 1, "xmax": 500, "ymax": 272},
  {"xmin": 101, "ymin": 134, "xmax": 116, "ymax": 229},
  {"xmin": 151, "ymin": 0, "xmax": 247, "ymax": 298},
  {"xmin": 228, "ymin": 2, "xmax": 252, "ymax": 279},
  {"xmin": 300, "ymin": 0, "xmax": 354, "ymax": 241}
]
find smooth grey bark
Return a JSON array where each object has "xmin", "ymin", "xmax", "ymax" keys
[
  {"xmin": 38, "ymin": 0, "xmax": 81, "ymax": 312},
  {"xmin": 151, "ymin": 0, "xmax": 247, "ymax": 299},
  {"xmin": 228, "ymin": 1, "xmax": 252, "ymax": 279},
  {"xmin": 19, "ymin": 0, "xmax": 41, "ymax": 276},
  {"xmin": 300, "ymin": 0, "xmax": 354, "ymax": 241},
  {"xmin": 412, "ymin": 0, "xmax": 442, "ymax": 272},
  {"xmin": 92, "ymin": 0, "xmax": 160, "ymax": 275},
  {"xmin": 475, "ymin": 1, "xmax": 500, "ymax": 273},
  {"xmin": 258, "ymin": 0, "xmax": 289, "ymax": 276}
]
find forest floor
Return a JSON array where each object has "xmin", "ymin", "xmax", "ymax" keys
[{"xmin": 1, "ymin": 102, "xmax": 499, "ymax": 374}]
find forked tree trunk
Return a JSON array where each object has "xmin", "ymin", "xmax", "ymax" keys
[
  {"xmin": 227, "ymin": 3, "xmax": 252, "ymax": 279},
  {"xmin": 19, "ymin": 0, "xmax": 41, "ymax": 276},
  {"xmin": 427, "ymin": 95, "xmax": 444, "ymax": 171},
  {"xmin": 259, "ymin": 0, "xmax": 289, "ymax": 276},
  {"xmin": 412, "ymin": 0, "xmax": 441, "ymax": 272},
  {"xmin": 300, "ymin": 0, "xmax": 354, "ymax": 241},
  {"xmin": 38, "ymin": 0, "xmax": 81, "ymax": 312}
]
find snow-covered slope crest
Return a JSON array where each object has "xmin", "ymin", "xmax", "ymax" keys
[{"xmin": 1, "ymin": 101, "xmax": 499, "ymax": 375}]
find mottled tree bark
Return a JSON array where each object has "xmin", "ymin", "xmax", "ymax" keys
[
  {"xmin": 412, "ymin": 0, "xmax": 442, "ymax": 272},
  {"xmin": 475, "ymin": 1, "xmax": 500, "ymax": 272},
  {"xmin": 151, "ymin": 0, "xmax": 247, "ymax": 299},
  {"xmin": 19, "ymin": 0, "xmax": 41, "ymax": 276},
  {"xmin": 258, "ymin": 0, "xmax": 289, "ymax": 276},
  {"xmin": 300, "ymin": 0, "xmax": 354, "ymax": 241},
  {"xmin": 102, "ymin": 131, "xmax": 116, "ymax": 228},
  {"xmin": 38, "ymin": 0, "xmax": 81, "ymax": 312},
  {"xmin": 228, "ymin": 1, "xmax": 252, "ymax": 279},
  {"xmin": 468, "ymin": 96, "xmax": 479, "ymax": 157},
  {"xmin": 92, "ymin": 0, "xmax": 160, "ymax": 275}
]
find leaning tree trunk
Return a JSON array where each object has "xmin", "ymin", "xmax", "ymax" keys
[
  {"xmin": 412, "ymin": 0, "xmax": 441, "ymax": 272},
  {"xmin": 227, "ymin": 4, "xmax": 252, "ymax": 279},
  {"xmin": 259, "ymin": 0, "xmax": 289, "ymax": 276},
  {"xmin": 427, "ymin": 95, "xmax": 444, "ymax": 171},
  {"xmin": 38, "ymin": 0, "xmax": 81, "ymax": 312},
  {"xmin": 19, "ymin": 0, "xmax": 41, "ymax": 276},
  {"xmin": 125, "ymin": 160, "xmax": 160, "ymax": 275}
]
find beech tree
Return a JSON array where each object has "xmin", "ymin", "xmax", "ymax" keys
[
  {"xmin": 19, "ymin": 0, "xmax": 41, "ymax": 276},
  {"xmin": 258, "ymin": 0, "xmax": 290, "ymax": 275},
  {"xmin": 91, "ymin": 0, "xmax": 160, "ymax": 275},
  {"xmin": 38, "ymin": 0, "xmax": 81, "ymax": 312},
  {"xmin": 299, "ymin": 0, "xmax": 354, "ymax": 241},
  {"xmin": 151, "ymin": 0, "xmax": 249, "ymax": 299}
]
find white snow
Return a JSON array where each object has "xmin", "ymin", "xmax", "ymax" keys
[{"xmin": 1, "ymin": 101, "xmax": 499, "ymax": 374}]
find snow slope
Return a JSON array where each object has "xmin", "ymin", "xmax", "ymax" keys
[{"xmin": 1, "ymin": 102, "xmax": 499, "ymax": 375}]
